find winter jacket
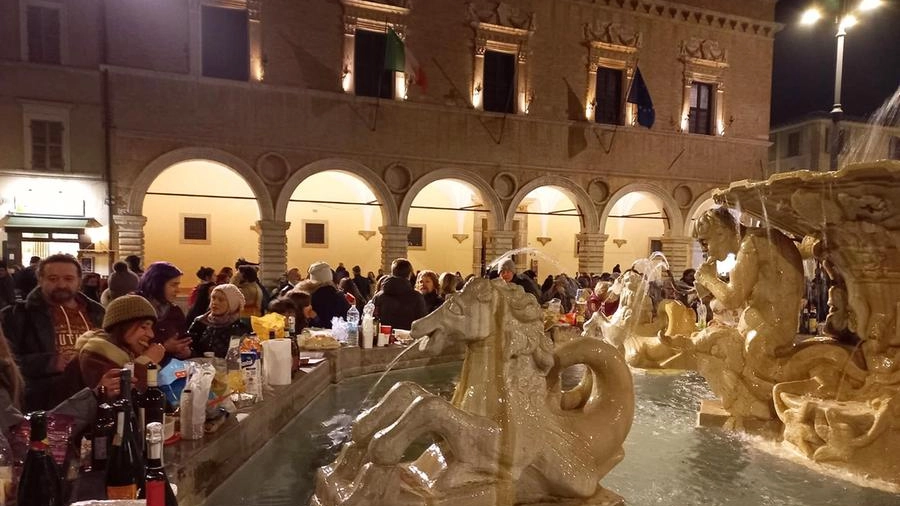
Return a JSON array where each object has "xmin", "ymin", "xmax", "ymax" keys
[
  {"xmin": 373, "ymin": 276, "xmax": 427, "ymax": 331},
  {"xmin": 74, "ymin": 328, "xmax": 136, "ymax": 389},
  {"xmin": 512, "ymin": 274, "xmax": 541, "ymax": 301},
  {"xmin": 298, "ymin": 280, "xmax": 350, "ymax": 329},
  {"xmin": 1, "ymin": 288, "xmax": 104, "ymax": 411},
  {"xmin": 185, "ymin": 281, "xmax": 216, "ymax": 324},
  {"xmin": 423, "ymin": 291, "xmax": 444, "ymax": 314},
  {"xmin": 188, "ymin": 317, "xmax": 251, "ymax": 358},
  {"xmin": 352, "ymin": 274, "xmax": 371, "ymax": 301},
  {"xmin": 0, "ymin": 276, "xmax": 16, "ymax": 312}
]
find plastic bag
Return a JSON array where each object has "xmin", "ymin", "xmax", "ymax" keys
[{"xmin": 184, "ymin": 362, "xmax": 215, "ymax": 439}]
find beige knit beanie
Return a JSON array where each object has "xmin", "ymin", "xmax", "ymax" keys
[
  {"xmin": 211, "ymin": 283, "xmax": 245, "ymax": 313},
  {"xmin": 103, "ymin": 294, "xmax": 158, "ymax": 331}
]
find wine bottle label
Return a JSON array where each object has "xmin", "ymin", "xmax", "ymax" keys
[
  {"xmin": 107, "ymin": 484, "xmax": 138, "ymax": 499},
  {"xmin": 145, "ymin": 480, "xmax": 165, "ymax": 505}
]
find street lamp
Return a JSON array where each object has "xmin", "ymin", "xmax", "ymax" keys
[{"xmin": 799, "ymin": 0, "xmax": 883, "ymax": 170}]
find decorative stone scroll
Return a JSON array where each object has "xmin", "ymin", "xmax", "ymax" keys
[{"xmin": 680, "ymin": 38, "xmax": 728, "ymax": 68}]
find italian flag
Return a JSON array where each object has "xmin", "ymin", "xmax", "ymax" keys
[{"xmin": 385, "ymin": 28, "xmax": 427, "ymax": 92}]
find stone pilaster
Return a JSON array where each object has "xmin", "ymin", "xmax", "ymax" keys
[
  {"xmin": 577, "ymin": 232, "xmax": 608, "ymax": 275},
  {"xmin": 112, "ymin": 214, "xmax": 147, "ymax": 262},
  {"xmin": 483, "ymin": 230, "xmax": 517, "ymax": 267},
  {"xmin": 379, "ymin": 225, "xmax": 410, "ymax": 274},
  {"xmin": 657, "ymin": 236, "xmax": 695, "ymax": 275},
  {"xmin": 256, "ymin": 220, "xmax": 291, "ymax": 288}
]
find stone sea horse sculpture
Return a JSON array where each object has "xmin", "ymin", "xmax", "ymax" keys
[
  {"xmin": 581, "ymin": 263, "xmax": 697, "ymax": 370},
  {"xmin": 312, "ymin": 277, "xmax": 634, "ymax": 506}
]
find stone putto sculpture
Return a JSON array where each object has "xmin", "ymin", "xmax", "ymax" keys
[{"xmin": 312, "ymin": 278, "xmax": 634, "ymax": 506}]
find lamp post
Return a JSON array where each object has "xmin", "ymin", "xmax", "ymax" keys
[{"xmin": 800, "ymin": 0, "xmax": 883, "ymax": 171}]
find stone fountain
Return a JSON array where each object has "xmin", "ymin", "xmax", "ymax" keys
[
  {"xmin": 674, "ymin": 159, "xmax": 900, "ymax": 487},
  {"xmin": 311, "ymin": 278, "xmax": 635, "ymax": 506}
]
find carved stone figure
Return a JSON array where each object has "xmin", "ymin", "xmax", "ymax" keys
[
  {"xmin": 467, "ymin": 2, "xmax": 535, "ymax": 30},
  {"xmin": 690, "ymin": 160, "xmax": 900, "ymax": 486},
  {"xmin": 312, "ymin": 278, "xmax": 633, "ymax": 506},
  {"xmin": 680, "ymin": 38, "xmax": 727, "ymax": 63},
  {"xmin": 582, "ymin": 268, "xmax": 695, "ymax": 369},
  {"xmin": 584, "ymin": 21, "xmax": 642, "ymax": 48}
]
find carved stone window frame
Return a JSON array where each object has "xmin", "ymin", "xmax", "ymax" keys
[
  {"xmin": 340, "ymin": 0, "xmax": 410, "ymax": 99},
  {"xmin": 472, "ymin": 22, "xmax": 533, "ymax": 114},
  {"xmin": 190, "ymin": 0, "xmax": 264, "ymax": 81},
  {"xmin": 679, "ymin": 39, "xmax": 729, "ymax": 136},
  {"xmin": 584, "ymin": 31, "xmax": 640, "ymax": 125}
]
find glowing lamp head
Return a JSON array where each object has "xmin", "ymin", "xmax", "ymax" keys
[{"xmin": 800, "ymin": 7, "xmax": 823, "ymax": 25}]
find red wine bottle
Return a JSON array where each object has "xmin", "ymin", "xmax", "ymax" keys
[
  {"xmin": 137, "ymin": 422, "xmax": 178, "ymax": 506},
  {"xmin": 17, "ymin": 411, "xmax": 63, "ymax": 506},
  {"xmin": 144, "ymin": 363, "xmax": 166, "ymax": 428},
  {"xmin": 106, "ymin": 368, "xmax": 144, "ymax": 499},
  {"xmin": 91, "ymin": 387, "xmax": 115, "ymax": 471}
]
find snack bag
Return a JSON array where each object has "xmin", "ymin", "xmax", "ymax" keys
[{"xmin": 251, "ymin": 313, "xmax": 286, "ymax": 340}]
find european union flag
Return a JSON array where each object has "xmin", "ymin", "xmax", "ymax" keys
[{"xmin": 627, "ymin": 67, "xmax": 655, "ymax": 128}]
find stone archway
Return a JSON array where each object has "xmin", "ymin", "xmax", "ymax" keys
[
  {"xmin": 129, "ymin": 147, "xmax": 274, "ymax": 220},
  {"xmin": 399, "ymin": 168, "xmax": 505, "ymax": 230},
  {"xmin": 117, "ymin": 147, "xmax": 280, "ymax": 284},
  {"xmin": 599, "ymin": 182, "xmax": 683, "ymax": 235},
  {"xmin": 600, "ymin": 183, "xmax": 688, "ymax": 273},
  {"xmin": 683, "ymin": 189, "xmax": 717, "ymax": 237},
  {"xmin": 504, "ymin": 176, "xmax": 602, "ymax": 275},
  {"xmin": 275, "ymin": 158, "xmax": 398, "ymax": 226},
  {"xmin": 276, "ymin": 158, "xmax": 399, "ymax": 273},
  {"xmin": 505, "ymin": 176, "xmax": 600, "ymax": 232},
  {"xmin": 399, "ymin": 168, "xmax": 505, "ymax": 275}
]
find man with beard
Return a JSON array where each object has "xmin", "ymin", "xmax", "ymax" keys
[{"xmin": 2, "ymin": 253, "xmax": 104, "ymax": 411}]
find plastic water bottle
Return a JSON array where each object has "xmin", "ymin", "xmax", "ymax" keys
[{"xmin": 346, "ymin": 306, "xmax": 360, "ymax": 345}]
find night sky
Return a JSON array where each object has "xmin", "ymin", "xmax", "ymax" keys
[{"xmin": 771, "ymin": 0, "xmax": 900, "ymax": 126}]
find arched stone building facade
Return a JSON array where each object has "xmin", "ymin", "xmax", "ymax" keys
[{"xmin": 115, "ymin": 147, "xmax": 719, "ymax": 285}]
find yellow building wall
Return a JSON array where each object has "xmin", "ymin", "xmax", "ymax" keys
[
  {"xmin": 602, "ymin": 192, "xmax": 666, "ymax": 273},
  {"xmin": 407, "ymin": 180, "xmax": 481, "ymax": 275},
  {"xmin": 144, "ymin": 161, "xmax": 261, "ymax": 275},
  {"xmin": 517, "ymin": 187, "xmax": 579, "ymax": 278},
  {"xmin": 286, "ymin": 172, "xmax": 384, "ymax": 275}
]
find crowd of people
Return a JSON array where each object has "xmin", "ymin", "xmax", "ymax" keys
[{"xmin": 0, "ymin": 250, "xmax": 705, "ymax": 443}]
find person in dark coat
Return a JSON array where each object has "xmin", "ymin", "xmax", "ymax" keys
[
  {"xmin": 0, "ymin": 261, "xmax": 17, "ymax": 311},
  {"xmin": 136, "ymin": 261, "xmax": 191, "ymax": 361},
  {"xmin": 498, "ymin": 258, "xmax": 541, "ymax": 301},
  {"xmin": 351, "ymin": 265, "xmax": 371, "ymax": 301},
  {"xmin": 189, "ymin": 284, "xmax": 250, "ymax": 358},
  {"xmin": 373, "ymin": 259, "xmax": 427, "ymax": 331},
  {"xmin": 1, "ymin": 254, "xmax": 105, "ymax": 411},
  {"xmin": 186, "ymin": 266, "xmax": 216, "ymax": 324},
  {"xmin": 416, "ymin": 270, "xmax": 443, "ymax": 314},
  {"xmin": 13, "ymin": 256, "xmax": 40, "ymax": 300},
  {"xmin": 302, "ymin": 262, "xmax": 351, "ymax": 329}
]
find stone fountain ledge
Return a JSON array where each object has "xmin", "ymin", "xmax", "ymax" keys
[{"xmin": 156, "ymin": 343, "xmax": 466, "ymax": 506}]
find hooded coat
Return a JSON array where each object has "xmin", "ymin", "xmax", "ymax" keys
[
  {"xmin": 372, "ymin": 276, "xmax": 427, "ymax": 331},
  {"xmin": 297, "ymin": 279, "xmax": 350, "ymax": 329},
  {"xmin": 1, "ymin": 288, "xmax": 104, "ymax": 411}
]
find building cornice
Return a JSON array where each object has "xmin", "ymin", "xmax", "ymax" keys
[{"xmin": 566, "ymin": 0, "xmax": 783, "ymax": 39}]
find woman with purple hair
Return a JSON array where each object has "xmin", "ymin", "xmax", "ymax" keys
[{"xmin": 136, "ymin": 261, "xmax": 192, "ymax": 360}]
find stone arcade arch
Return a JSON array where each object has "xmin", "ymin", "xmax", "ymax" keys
[
  {"xmin": 684, "ymin": 189, "xmax": 717, "ymax": 271},
  {"xmin": 276, "ymin": 159, "xmax": 398, "ymax": 274},
  {"xmin": 599, "ymin": 183, "xmax": 689, "ymax": 274},
  {"xmin": 118, "ymin": 147, "xmax": 278, "ymax": 284},
  {"xmin": 399, "ymin": 169, "xmax": 505, "ymax": 276},
  {"xmin": 505, "ymin": 176, "xmax": 601, "ymax": 276}
]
